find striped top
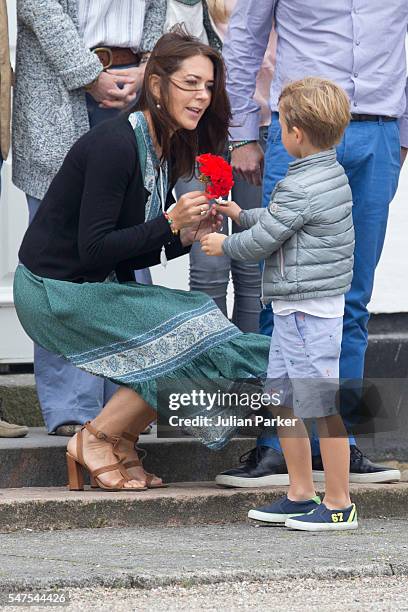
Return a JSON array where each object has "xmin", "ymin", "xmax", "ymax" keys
[{"xmin": 78, "ymin": 0, "xmax": 146, "ymax": 49}]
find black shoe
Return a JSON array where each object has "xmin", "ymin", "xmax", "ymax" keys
[
  {"xmin": 312, "ymin": 444, "xmax": 401, "ymax": 484},
  {"xmin": 215, "ymin": 446, "xmax": 289, "ymax": 488}
]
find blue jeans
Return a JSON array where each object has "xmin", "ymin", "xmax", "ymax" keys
[
  {"xmin": 258, "ymin": 114, "xmax": 401, "ymax": 454},
  {"xmin": 26, "ymin": 93, "xmax": 151, "ymax": 431}
]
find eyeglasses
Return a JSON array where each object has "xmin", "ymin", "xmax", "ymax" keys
[{"xmin": 169, "ymin": 77, "xmax": 214, "ymax": 93}]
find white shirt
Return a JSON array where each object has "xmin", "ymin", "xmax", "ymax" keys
[
  {"xmin": 165, "ymin": 1, "xmax": 209, "ymax": 44},
  {"xmin": 78, "ymin": 0, "xmax": 146, "ymax": 49},
  {"xmin": 272, "ymin": 295, "xmax": 345, "ymax": 318}
]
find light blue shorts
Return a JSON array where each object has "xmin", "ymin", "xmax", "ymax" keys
[{"xmin": 265, "ymin": 312, "xmax": 343, "ymax": 419}]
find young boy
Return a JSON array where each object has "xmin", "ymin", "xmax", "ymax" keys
[{"xmin": 201, "ymin": 77, "xmax": 357, "ymax": 531}]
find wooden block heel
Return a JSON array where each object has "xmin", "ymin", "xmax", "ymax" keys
[{"xmin": 66, "ymin": 453, "xmax": 84, "ymax": 491}]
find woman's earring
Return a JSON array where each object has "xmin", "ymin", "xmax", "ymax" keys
[{"xmin": 156, "ymin": 102, "xmax": 161, "ymax": 109}]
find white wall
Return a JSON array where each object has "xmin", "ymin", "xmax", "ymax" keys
[
  {"xmin": 0, "ymin": 1, "xmax": 407, "ymax": 363},
  {"xmin": 0, "ymin": 1, "xmax": 31, "ymax": 362},
  {"xmin": 368, "ymin": 162, "xmax": 408, "ymax": 312}
]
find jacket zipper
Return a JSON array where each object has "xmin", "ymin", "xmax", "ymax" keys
[
  {"xmin": 279, "ymin": 247, "xmax": 285, "ymax": 277},
  {"xmin": 261, "ymin": 270, "xmax": 266, "ymax": 307}
]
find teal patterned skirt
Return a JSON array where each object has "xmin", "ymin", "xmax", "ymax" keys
[{"xmin": 13, "ymin": 265, "xmax": 270, "ymax": 448}]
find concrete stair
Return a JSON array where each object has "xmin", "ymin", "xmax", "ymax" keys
[
  {"xmin": 0, "ymin": 428, "xmax": 255, "ymax": 488},
  {"xmin": 0, "ymin": 427, "xmax": 407, "ymax": 533},
  {"xmin": 0, "ymin": 427, "xmax": 406, "ymax": 533},
  {"xmin": 0, "ymin": 374, "xmax": 41, "ymax": 427},
  {"xmin": 1, "ymin": 482, "xmax": 408, "ymax": 533},
  {"xmin": 1, "ymin": 427, "xmax": 408, "ymax": 490}
]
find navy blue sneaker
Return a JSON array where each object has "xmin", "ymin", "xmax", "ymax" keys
[
  {"xmin": 285, "ymin": 502, "xmax": 358, "ymax": 532},
  {"xmin": 248, "ymin": 495, "xmax": 321, "ymax": 523}
]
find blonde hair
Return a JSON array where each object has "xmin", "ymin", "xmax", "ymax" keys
[
  {"xmin": 278, "ymin": 77, "xmax": 351, "ymax": 149},
  {"xmin": 206, "ymin": 0, "xmax": 229, "ymax": 23}
]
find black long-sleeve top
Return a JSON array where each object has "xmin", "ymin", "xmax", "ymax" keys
[{"xmin": 19, "ymin": 115, "xmax": 189, "ymax": 283}]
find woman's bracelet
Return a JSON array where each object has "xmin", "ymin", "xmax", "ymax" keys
[
  {"xmin": 163, "ymin": 212, "xmax": 179, "ymax": 235},
  {"xmin": 228, "ymin": 140, "xmax": 257, "ymax": 153}
]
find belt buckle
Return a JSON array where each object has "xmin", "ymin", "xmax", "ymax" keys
[{"xmin": 92, "ymin": 46, "xmax": 113, "ymax": 70}]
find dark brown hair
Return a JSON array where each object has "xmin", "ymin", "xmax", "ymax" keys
[{"xmin": 132, "ymin": 28, "xmax": 231, "ymax": 180}]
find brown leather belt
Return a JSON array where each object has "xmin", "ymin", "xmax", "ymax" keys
[{"xmin": 92, "ymin": 46, "xmax": 142, "ymax": 69}]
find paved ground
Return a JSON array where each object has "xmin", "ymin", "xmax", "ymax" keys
[
  {"xmin": 5, "ymin": 576, "xmax": 403, "ymax": 611},
  {"xmin": 0, "ymin": 520, "xmax": 407, "ymax": 594},
  {"xmin": 1, "ymin": 522, "xmax": 408, "ymax": 611}
]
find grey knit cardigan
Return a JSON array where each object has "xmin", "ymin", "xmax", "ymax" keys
[
  {"xmin": 12, "ymin": 0, "xmax": 166, "ymax": 200},
  {"xmin": 223, "ymin": 149, "xmax": 355, "ymax": 303}
]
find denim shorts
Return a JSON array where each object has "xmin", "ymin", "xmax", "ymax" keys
[{"xmin": 265, "ymin": 312, "xmax": 343, "ymax": 419}]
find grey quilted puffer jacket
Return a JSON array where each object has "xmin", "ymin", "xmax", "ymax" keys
[{"xmin": 223, "ymin": 149, "xmax": 354, "ymax": 303}]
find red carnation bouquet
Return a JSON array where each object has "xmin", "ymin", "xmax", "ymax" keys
[{"xmin": 196, "ymin": 154, "xmax": 234, "ymax": 199}]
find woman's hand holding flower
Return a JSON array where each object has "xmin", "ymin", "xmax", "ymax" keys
[
  {"xmin": 200, "ymin": 232, "xmax": 227, "ymax": 256},
  {"xmin": 169, "ymin": 191, "xmax": 211, "ymax": 231},
  {"xmin": 181, "ymin": 206, "xmax": 223, "ymax": 245}
]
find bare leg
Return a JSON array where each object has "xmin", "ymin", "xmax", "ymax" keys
[
  {"xmin": 67, "ymin": 387, "xmax": 157, "ymax": 489},
  {"xmin": 274, "ymin": 406, "xmax": 316, "ymax": 501},
  {"xmin": 317, "ymin": 415, "xmax": 351, "ymax": 509},
  {"xmin": 91, "ymin": 387, "xmax": 156, "ymax": 436},
  {"xmin": 123, "ymin": 407, "xmax": 156, "ymax": 439}
]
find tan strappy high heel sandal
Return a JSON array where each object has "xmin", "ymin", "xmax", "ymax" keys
[
  {"xmin": 90, "ymin": 431, "xmax": 167, "ymax": 489},
  {"xmin": 66, "ymin": 422, "xmax": 147, "ymax": 492}
]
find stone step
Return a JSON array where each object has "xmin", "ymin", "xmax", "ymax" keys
[
  {"xmin": 1, "ymin": 482, "xmax": 408, "ymax": 533},
  {"xmin": 1, "ymin": 428, "xmax": 408, "ymax": 489},
  {"xmin": 0, "ymin": 428, "xmax": 255, "ymax": 488},
  {"xmin": 0, "ymin": 374, "xmax": 41, "ymax": 427}
]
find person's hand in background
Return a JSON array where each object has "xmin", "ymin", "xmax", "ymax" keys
[{"xmin": 231, "ymin": 142, "xmax": 264, "ymax": 186}]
